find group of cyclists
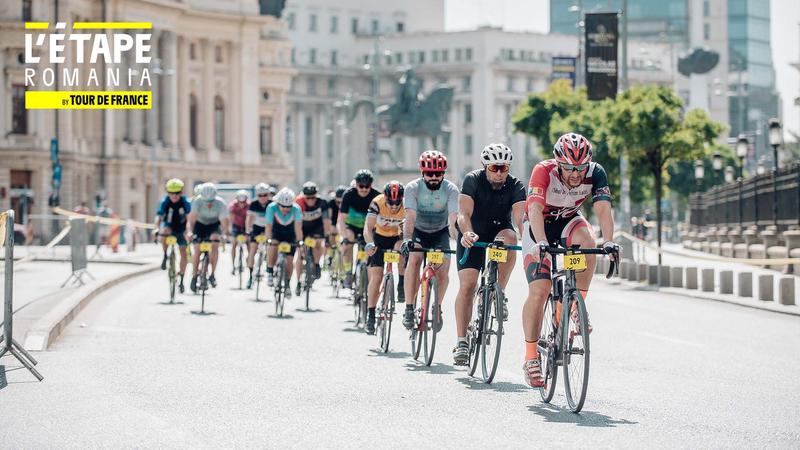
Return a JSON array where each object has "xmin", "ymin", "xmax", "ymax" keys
[{"xmin": 152, "ymin": 131, "xmax": 618, "ymax": 389}]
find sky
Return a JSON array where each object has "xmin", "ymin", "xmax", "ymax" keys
[{"xmin": 445, "ymin": 0, "xmax": 800, "ymax": 141}]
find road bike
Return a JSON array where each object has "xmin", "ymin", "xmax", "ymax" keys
[
  {"xmin": 233, "ymin": 234, "xmax": 247, "ymax": 289},
  {"xmin": 160, "ymin": 233, "xmax": 180, "ymax": 304},
  {"xmin": 300, "ymin": 236, "xmax": 320, "ymax": 311},
  {"xmin": 343, "ymin": 239, "xmax": 368, "ymax": 327},
  {"xmin": 270, "ymin": 240, "xmax": 300, "ymax": 317},
  {"xmin": 535, "ymin": 243, "xmax": 619, "ymax": 413},
  {"xmin": 458, "ymin": 240, "xmax": 521, "ymax": 383},
  {"xmin": 376, "ymin": 249, "xmax": 401, "ymax": 353},
  {"xmin": 403, "ymin": 246, "xmax": 456, "ymax": 366},
  {"xmin": 328, "ymin": 239, "xmax": 345, "ymax": 299},
  {"xmin": 253, "ymin": 234, "xmax": 268, "ymax": 302},
  {"xmin": 194, "ymin": 237, "xmax": 220, "ymax": 314}
]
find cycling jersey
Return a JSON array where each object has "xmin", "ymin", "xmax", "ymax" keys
[
  {"xmin": 156, "ymin": 195, "xmax": 191, "ymax": 231},
  {"xmin": 367, "ymin": 194, "xmax": 405, "ymax": 238},
  {"xmin": 340, "ymin": 187, "xmax": 380, "ymax": 229},
  {"xmin": 404, "ymin": 178, "xmax": 459, "ymax": 233},
  {"xmin": 526, "ymin": 159, "xmax": 611, "ymax": 221},
  {"xmin": 248, "ymin": 199, "xmax": 271, "ymax": 228},
  {"xmin": 295, "ymin": 195, "xmax": 328, "ymax": 236},
  {"xmin": 191, "ymin": 197, "xmax": 229, "ymax": 225},
  {"xmin": 459, "ymin": 169, "xmax": 525, "ymax": 235},
  {"xmin": 328, "ymin": 199, "xmax": 340, "ymax": 227},
  {"xmin": 264, "ymin": 202, "xmax": 302, "ymax": 227},
  {"xmin": 228, "ymin": 200, "xmax": 249, "ymax": 229}
]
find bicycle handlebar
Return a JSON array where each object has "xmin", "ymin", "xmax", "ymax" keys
[
  {"xmin": 458, "ymin": 241, "xmax": 522, "ymax": 266},
  {"xmin": 534, "ymin": 244, "xmax": 620, "ymax": 280}
]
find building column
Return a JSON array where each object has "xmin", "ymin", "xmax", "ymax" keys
[
  {"xmin": 145, "ymin": 29, "xmax": 161, "ymax": 148},
  {"xmin": 177, "ymin": 35, "xmax": 191, "ymax": 161},
  {"xmin": 203, "ymin": 39, "xmax": 217, "ymax": 161},
  {"xmin": 239, "ymin": 28, "xmax": 260, "ymax": 165},
  {"xmin": 162, "ymin": 30, "xmax": 178, "ymax": 150}
]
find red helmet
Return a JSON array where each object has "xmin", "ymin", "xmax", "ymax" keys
[
  {"xmin": 383, "ymin": 181, "xmax": 404, "ymax": 205},
  {"xmin": 419, "ymin": 150, "xmax": 448, "ymax": 172},
  {"xmin": 553, "ymin": 133, "xmax": 592, "ymax": 166}
]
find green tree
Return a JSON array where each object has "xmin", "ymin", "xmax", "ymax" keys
[
  {"xmin": 608, "ymin": 85, "xmax": 725, "ymax": 262},
  {"xmin": 512, "ymin": 79, "xmax": 586, "ymax": 154}
]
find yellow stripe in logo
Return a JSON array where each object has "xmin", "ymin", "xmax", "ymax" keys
[
  {"xmin": 73, "ymin": 22, "xmax": 152, "ymax": 29},
  {"xmin": 25, "ymin": 91, "xmax": 152, "ymax": 110}
]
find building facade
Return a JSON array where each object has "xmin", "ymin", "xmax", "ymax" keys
[{"xmin": 0, "ymin": 0, "xmax": 295, "ymax": 238}]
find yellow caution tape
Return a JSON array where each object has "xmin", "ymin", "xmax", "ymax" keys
[{"xmin": 52, "ymin": 207, "xmax": 155, "ymax": 229}]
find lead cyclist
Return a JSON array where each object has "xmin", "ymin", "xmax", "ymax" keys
[{"xmin": 520, "ymin": 132, "xmax": 617, "ymax": 388}]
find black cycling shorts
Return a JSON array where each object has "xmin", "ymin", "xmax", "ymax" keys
[
  {"xmin": 456, "ymin": 223, "xmax": 515, "ymax": 271},
  {"xmin": 194, "ymin": 221, "xmax": 221, "ymax": 242},
  {"xmin": 367, "ymin": 234, "xmax": 400, "ymax": 268},
  {"xmin": 272, "ymin": 224, "xmax": 298, "ymax": 256},
  {"xmin": 412, "ymin": 227, "xmax": 451, "ymax": 251}
]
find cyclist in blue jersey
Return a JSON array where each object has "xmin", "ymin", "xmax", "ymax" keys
[
  {"xmin": 155, "ymin": 178, "xmax": 191, "ymax": 293},
  {"xmin": 265, "ymin": 187, "xmax": 304, "ymax": 298}
]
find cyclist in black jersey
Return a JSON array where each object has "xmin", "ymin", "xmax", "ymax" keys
[{"xmin": 245, "ymin": 183, "xmax": 273, "ymax": 289}]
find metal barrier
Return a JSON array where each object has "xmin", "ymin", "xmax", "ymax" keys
[
  {"xmin": 0, "ymin": 209, "xmax": 44, "ymax": 381},
  {"xmin": 61, "ymin": 217, "xmax": 94, "ymax": 287}
]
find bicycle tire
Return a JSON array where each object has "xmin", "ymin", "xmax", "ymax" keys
[
  {"xmin": 168, "ymin": 246, "xmax": 177, "ymax": 303},
  {"xmin": 200, "ymin": 254, "xmax": 209, "ymax": 313},
  {"xmin": 412, "ymin": 290, "xmax": 423, "ymax": 360},
  {"xmin": 538, "ymin": 294, "xmax": 558, "ymax": 403},
  {"xmin": 480, "ymin": 285, "xmax": 503, "ymax": 384},
  {"xmin": 378, "ymin": 274, "xmax": 394, "ymax": 353},
  {"xmin": 254, "ymin": 251, "xmax": 263, "ymax": 302},
  {"xmin": 467, "ymin": 287, "xmax": 482, "ymax": 376},
  {"xmin": 237, "ymin": 244, "xmax": 244, "ymax": 289},
  {"xmin": 563, "ymin": 290, "xmax": 590, "ymax": 413},
  {"xmin": 305, "ymin": 247, "xmax": 314, "ymax": 311},
  {"xmin": 359, "ymin": 263, "xmax": 368, "ymax": 326},
  {"xmin": 274, "ymin": 260, "xmax": 285, "ymax": 317},
  {"xmin": 423, "ymin": 277, "xmax": 439, "ymax": 367}
]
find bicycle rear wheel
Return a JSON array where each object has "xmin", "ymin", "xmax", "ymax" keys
[
  {"xmin": 378, "ymin": 274, "xmax": 394, "ymax": 353},
  {"xmin": 423, "ymin": 277, "xmax": 439, "ymax": 367},
  {"xmin": 274, "ymin": 261, "xmax": 285, "ymax": 317},
  {"xmin": 563, "ymin": 290, "xmax": 590, "ymax": 413},
  {"xmin": 467, "ymin": 287, "xmax": 482, "ymax": 376},
  {"xmin": 168, "ymin": 247, "xmax": 177, "ymax": 303},
  {"xmin": 305, "ymin": 249, "xmax": 314, "ymax": 311},
  {"xmin": 237, "ymin": 244, "xmax": 244, "ymax": 289},
  {"xmin": 538, "ymin": 294, "xmax": 558, "ymax": 403},
  {"xmin": 254, "ymin": 252, "xmax": 263, "ymax": 302},
  {"xmin": 199, "ymin": 255, "xmax": 209, "ymax": 313},
  {"xmin": 480, "ymin": 285, "xmax": 504, "ymax": 384}
]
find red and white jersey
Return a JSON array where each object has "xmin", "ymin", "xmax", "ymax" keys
[{"xmin": 526, "ymin": 159, "xmax": 612, "ymax": 221}]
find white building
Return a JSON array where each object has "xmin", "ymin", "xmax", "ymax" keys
[{"xmin": 284, "ymin": 0, "xmax": 673, "ymax": 188}]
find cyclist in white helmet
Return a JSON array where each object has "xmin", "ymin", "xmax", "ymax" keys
[
  {"xmin": 229, "ymin": 189, "xmax": 251, "ymax": 275},
  {"xmin": 245, "ymin": 183, "xmax": 274, "ymax": 289},
  {"xmin": 264, "ymin": 187, "xmax": 304, "ymax": 297},
  {"xmin": 186, "ymin": 183, "xmax": 229, "ymax": 292}
]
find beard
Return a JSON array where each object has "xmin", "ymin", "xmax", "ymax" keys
[
  {"xmin": 424, "ymin": 179, "xmax": 442, "ymax": 190},
  {"xmin": 489, "ymin": 180, "xmax": 504, "ymax": 190}
]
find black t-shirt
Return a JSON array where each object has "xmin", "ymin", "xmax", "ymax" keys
[
  {"xmin": 248, "ymin": 199, "xmax": 271, "ymax": 228},
  {"xmin": 328, "ymin": 199, "xmax": 340, "ymax": 226},
  {"xmin": 340, "ymin": 187, "xmax": 380, "ymax": 229},
  {"xmin": 460, "ymin": 169, "xmax": 526, "ymax": 234}
]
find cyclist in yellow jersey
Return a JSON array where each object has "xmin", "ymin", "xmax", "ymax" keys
[{"xmin": 363, "ymin": 181, "xmax": 406, "ymax": 335}]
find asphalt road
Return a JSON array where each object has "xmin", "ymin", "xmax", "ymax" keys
[{"xmin": 2, "ymin": 253, "xmax": 799, "ymax": 448}]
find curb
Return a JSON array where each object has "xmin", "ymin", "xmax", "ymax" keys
[
  {"xmin": 23, "ymin": 263, "xmax": 160, "ymax": 351},
  {"xmin": 600, "ymin": 277, "xmax": 800, "ymax": 317}
]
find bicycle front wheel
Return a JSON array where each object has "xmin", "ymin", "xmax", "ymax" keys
[
  {"xmin": 538, "ymin": 294, "xmax": 558, "ymax": 403},
  {"xmin": 168, "ymin": 247, "xmax": 177, "ymax": 303},
  {"xmin": 423, "ymin": 277, "xmax": 439, "ymax": 367},
  {"xmin": 480, "ymin": 286, "xmax": 503, "ymax": 384},
  {"xmin": 238, "ymin": 245, "xmax": 244, "ymax": 289},
  {"xmin": 467, "ymin": 287, "xmax": 483, "ymax": 377},
  {"xmin": 254, "ymin": 252, "xmax": 263, "ymax": 302},
  {"xmin": 200, "ymin": 255, "xmax": 209, "ymax": 313},
  {"xmin": 274, "ymin": 262, "xmax": 285, "ymax": 317},
  {"xmin": 563, "ymin": 290, "xmax": 590, "ymax": 413},
  {"xmin": 378, "ymin": 274, "xmax": 394, "ymax": 353}
]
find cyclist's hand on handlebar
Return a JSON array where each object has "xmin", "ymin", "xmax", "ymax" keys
[
  {"xmin": 460, "ymin": 231, "xmax": 478, "ymax": 249},
  {"xmin": 531, "ymin": 240, "xmax": 549, "ymax": 264},
  {"xmin": 365, "ymin": 242, "xmax": 377, "ymax": 256},
  {"xmin": 602, "ymin": 241, "xmax": 620, "ymax": 261},
  {"xmin": 400, "ymin": 239, "xmax": 414, "ymax": 256}
]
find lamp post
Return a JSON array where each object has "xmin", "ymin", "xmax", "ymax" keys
[
  {"xmin": 712, "ymin": 150, "xmax": 723, "ymax": 185},
  {"xmin": 735, "ymin": 134, "xmax": 749, "ymax": 179},
  {"xmin": 768, "ymin": 118, "xmax": 782, "ymax": 228},
  {"xmin": 724, "ymin": 166, "xmax": 735, "ymax": 184},
  {"xmin": 694, "ymin": 159, "xmax": 705, "ymax": 189}
]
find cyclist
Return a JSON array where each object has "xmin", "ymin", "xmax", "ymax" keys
[
  {"xmin": 245, "ymin": 183, "xmax": 273, "ymax": 289},
  {"xmin": 325, "ymin": 185, "xmax": 347, "ymax": 265},
  {"xmin": 363, "ymin": 181, "xmax": 406, "ymax": 335},
  {"xmin": 229, "ymin": 189, "xmax": 251, "ymax": 275},
  {"xmin": 337, "ymin": 170, "xmax": 380, "ymax": 288},
  {"xmin": 186, "ymin": 183, "xmax": 230, "ymax": 293},
  {"xmin": 294, "ymin": 181, "xmax": 331, "ymax": 296},
  {"xmin": 155, "ymin": 178, "xmax": 192, "ymax": 293},
  {"xmin": 265, "ymin": 187, "xmax": 304, "ymax": 298},
  {"xmin": 400, "ymin": 150, "xmax": 459, "ymax": 331},
  {"xmin": 452, "ymin": 144, "xmax": 526, "ymax": 365},
  {"xmin": 521, "ymin": 132, "xmax": 616, "ymax": 388}
]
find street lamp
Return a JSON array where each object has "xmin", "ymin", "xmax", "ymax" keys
[
  {"xmin": 712, "ymin": 150, "xmax": 723, "ymax": 185},
  {"xmin": 768, "ymin": 118, "xmax": 782, "ymax": 170},
  {"xmin": 756, "ymin": 157, "xmax": 766, "ymax": 175},
  {"xmin": 724, "ymin": 166, "xmax": 735, "ymax": 184},
  {"xmin": 694, "ymin": 159, "xmax": 705, "ymax": 189},
  {"xmin": 736, "ymin": 134, "xmax": 749, "ymax": 179}
]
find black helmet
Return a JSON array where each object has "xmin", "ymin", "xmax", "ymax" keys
[
  {"xmin": 302, "ymin": 181, "xmax": 318, "ymax": 196},
  {"xmin": 383, "ymin": 180, "xmax": 404, "ymax": 205},
  {"xmin": 334, "ymin": 185, "xmax": 347, "ymax": 198},
  {"xmin": 354, "ymin": 169, "xmax": 374, "ymax": 186}
]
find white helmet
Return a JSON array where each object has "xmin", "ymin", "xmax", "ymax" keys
[
  {"xmin": 255, "ymin": 183, "xmax": 270, "ymax": 195},
  {"xmin": 200, "ymin": 183, "xmax": 217, "ymax": 200},
  {"xmin": 480, "ymin": 143, "xmax": 513, "ymax": 166},
  {"xmin": 193, "ymin": 184, "xmax": 203, "ymax": 197},
  {"xmin": 275, "ymin": 188, "xmax": 295, "ymax": 207},
  {"xmin": 235, "ymin": 189, "xmax": 249, "ymax": 201}
]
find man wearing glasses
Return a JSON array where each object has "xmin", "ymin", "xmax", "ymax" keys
[
  {"xmin": 155, "ymin": 178, "xmax": 192, "ymax": 293},
  {"xmin": 520, "ymin": 132, "xmax": 617, "ymax": 388},
  {"xmin": 244, "ymin": 183, "xmax": 274, "ymax": 289},
  {"xmin": 400, "ymin": 150, "xmax": 459, "ymax": 331},
  {"xmin": 337, "ymin": 170, "xmax": 380, "ymax": 288},
  {"xmin": 293, "ymin": 181, "xmax": 331, "ymax": 296},
  {"xmin": 452, "ymin": 144, "xmax": 526, "ymax": 365},
  {"xmin": 264, "ymin": 188, "xmax": 304, "ymax": 295}
]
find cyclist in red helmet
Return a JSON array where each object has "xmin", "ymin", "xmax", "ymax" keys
[
  {"xmin": 363, "ymin": 181, "xmax": 406, "ymax": 334},
  {"xmin": 400, "ymin": 150, "xmax": 460, "ymax": 331},
  {"xmin": 520, "ymin": 132, "xmax": 617, "ymax": 388}
]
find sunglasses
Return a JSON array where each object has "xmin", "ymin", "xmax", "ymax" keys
[
  {"xmin": 386, "ymin": 200, "xmax": 403, "ymax": 207},
  {"xmin": 304, "ymin": 196, "xmax": 316, "ymax": 201},
  {"xmin": 487, "ymin": 164, "xmax": 510, "ymax": 173},
  {"xmin": 357, "ymin": 184, "xmax": 371, "ymax": 189},
  {"xmin": 279, "ymin": 204, "xmax": 291, "ymax": 209},
  {"xmin": 559, "ymin": 163, "xmax": 589, "ymax": 172},
  {"xmin": 257, "ymin": 194, "xmax": 270, "ymax": 198},
  {"xmin": 168, "ymin": 192, "xmax": 181, "ymax": 195},
  {"xmin": 423, "ymin": 171, "xmax": 444, "ymax": 178}
]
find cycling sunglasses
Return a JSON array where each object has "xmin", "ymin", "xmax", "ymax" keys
[
  {"xmin": 423, "ymin": 171, "xmax": 444, "ymax": 178},
  {"xmin": 357, "ymin": 184, "xmax": 371, "ymax": 189},
  {"xmin": 386, "ymin": 199, "xmax": 403, "ymax": 207},
  {"xmin": 560, "ymin": 162, "xmax": 589, "ymax": 172},
  {"xmin": 487, "ymin": 164, "xmax": 510, "ymax": 173},
  {"xmin": 257, "ymin": 194, "xmax": 270, "ymax": 198}
]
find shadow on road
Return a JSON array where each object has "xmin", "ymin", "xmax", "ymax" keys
[
  {"xmin": 0, "ymin": 366, "xmax": 6, "ymax": 390},
  {"xmin": 267, "ymin": 314, "xmax": 295, "ymax": 319},
  {"xmin": 455, "ymin": 376, "xmax": 529, "ymax": 393},
  {"xmin": 404, "ymin": 362, "xmax": 457, "ymax": 375},
  {"xmin": 158, "ymin": 300, "xmax": 185, "ymax": 305},
  {"xmin": 252, "ymin": 298, "xmax": 272, "ymax": 303},
  {"xmin": 341, "ymin": 326, "xmax": 363, "ymax": 333},
  {"xmin": 190, "ymin": 311, "xmax": 219, "ymax": 316},
  {"xmin": 296, "ymin": 308, "xmax": 326, "ymax": 313},
  {"xmin": 367, "ymin": 348, "xmax": 411, "ymax": 359},
  {"xmin": 527, "ymin": 403, "xmax": 638, "ymax": 427}
]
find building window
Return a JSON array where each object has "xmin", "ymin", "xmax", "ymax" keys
[
  {"xmin": 189, "ymin": 94, "xmax": 198, "ymax": 148},
  {"xmin": 304, "ymin": 116, "xmax": 313, "ymax": 157},
  {"xmin": 432, "ymin": 50, "xmax": 439, "ymax": 63},
  {"xmin": 22, "ymin": 0, "xmax": 32, "ymax": 21},
  {"xmin": 326, "ymin": 131, "xmax": 334, "ymax": 159},
  {"xmin": 260, "ymin": 117, "xmax": 272, "ymax": 154},
  {"xmin": 507, "ymin": 76, "xmax": 515, "ymax": 92},
  {"xmin": 214, "ymin": 96, "xmax": 225, "ymax": 150},
  {"xmin": 396, "ymin": 22, "xmax": 404, "ymax": 32},
  {"xmin": 215, "ymin": 45, "xmax": 222, "ymax": 63},
  {"xmin": 455, "ymin": 48, "xmax": 462, "ymax": 61},
  {"xmin": 703, "ymin": 23, "xmax": 710, "ymax": 40},
  {"xmin": 129, "ymin": 177, "xmax": 137, "ymax": 190},
  {"xmin": 307, "ymin": 77, "xmax": 317, "ymax": 95},
  {"xmin": 309, "ymin": 14, "xmax": 317, "ymax": 32},
  {"xmin": 462, "ymin": 75, "xmax": 471, "ymax": 92},
  {"xmin": 442, "ymin": 49, "xmax": 448, "ymax": 62},
  {"xmin": 330, "ymin": 49, "xmax": 337, "ymax": 66},
  {"xmin": 408, "ymin": 51, "xmax": 416, "ymax": 64},
  {"xmin": 286, "ymin": 115, "xmax": 293, "ymax": 153},
  {"xmin": 330, "ymin": 15, "xmax": 338, "ymax": 33},
  {"xmin": 703, "ymin": 0, "xmax": 710, "ymax": 17},
  {"xmin": 309, "ymin": 48, "xmax": 317, "ymax": 65},
  {"xmin": 291, "ymin": 48, "xmax": 296, "ymax": 64},
  {"xmin": 189, "ymin": 43, "xmax": 196, "ymax": 60},
  {"xmin": 11, "ymin": 85, "xmax": 27, "ymax": 134},
  {"xmin": 526, "ymin": 77, "xmax": 534, "ymax": 92},
  {"xmin": 394, "ymin": 52, "xmax": 402, "ymax": 64},
  {"xmin": 286, "ymin": 12, "xmax": 295, "ymax": 30},
  {"xmin": 464, "ymin": 103, "xmax": 472, "ymax": 124},
  {"xmin": 418, "ymin": 51, "xmax": 425, "ymax": 64},
  {"xmin": 465, "ymin": 48, "xmax": 473, "ymax": 61},
  {"xmin": 327, "ymin": 77, "xmax": 337, "ymax": 96},
  {"xmin": 465, "ymin": 134, "xmax": 473, "ymax": 155},
  {"xmin": 371, "ymin": 19, "xmax": 379, "ymax": 35},
  {"xmin": 351, "ymin": 18, "xmax": 358, "ymax": 34}
]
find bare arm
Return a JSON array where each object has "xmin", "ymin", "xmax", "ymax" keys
[
  {"xmin": 457, "ymin": 194, "xmax": 475, "ymax": 235},
  {"xmin": 403, "ymin": 209, "xmax": 417, "ymax": 240},
  {"xmin": 265, "ymin": 223, "xmax": 273, "ymax": 241},
  {"xmin": 364, "ymin": 215, "xmax": 377, "ymax": 245},
  {"xmin": 511, "ymin": 201, "xmax": 525, "ymax": 240},
  {"xmin": 448, "ymin": 213, "xmax": 458, "ymax": 241},
  {"xmin": 593, "ymin": 200, "xmax": 615, "ymax": 243},
  {"xmin": 337, "ymin": 213, "xmax": 348, "ymax": 237},
  {"xmin": 186, "ymin": 212, "xmax": 197, "ymax": 235},
  {"xmin": 245, "ymin": 211, "xmax": 255, "ymax": 232},
  {"xmin": 294, "ymin": 220, "xmax": 303, "ymax": 242},
  {"xmin": 527, "ymin": 202, "xmax": 547, "ymax": 245}
]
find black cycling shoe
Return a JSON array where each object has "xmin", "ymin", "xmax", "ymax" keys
[
  {"xmin": 246, "ymin": 277, "xmax": 253, "ymax": 289},
  {"xmin": 209, "ymin": 274, "xmax": 217, "ymax": 288},
  {"xmin": 178, "ymin": 282, "xmax": 185, "ymax": 294},
  {"xmin": 294, "ymin": 282, "xmax": 302, "ymax": 297},
  {"xmin": 190, "ymin": 276, "xmax": 198, "ymax": 293},
  {"xmin": 402, "ymin": 308, "xmax": 415, "ymax": 330},
  {"xmin": 160, "ymin": 255, "xmax": 167, "ymax": 270},
  {"xmin": 366, "ymin": 316, "xmax": 376, "ymax": 335}
]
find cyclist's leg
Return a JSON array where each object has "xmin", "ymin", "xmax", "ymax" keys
[
  {"xmin": 403, "ymin": 244, "xmax": 423, "ymax": 306},
  {"xmin": 209, "ymin": 223, "xmax": 222, "ymax": 276},
  {"xmin": 393, "ymin": 238, "xmax": 406, "ymax": 301},
  {"xmin": 293, "ymin": 243, "xmax": 304, "ymax": 281},
  {"xmin": 176, "ymin": 231, "xmax": 188, "ymax": 276},
  {"xmin": 521, "ymin": 220, "xmax": 556, "ymax": 367},
  {"xmin": 454, "ymin": 268, "xmax": 479, "ymax": 337},
  {"xmin": 342, "ymin": 227, "xmax": 356, "ymax": 271},
  {"xmin": 160, "ymin": 225, "xmax": 172, "ymax": 253},
  {"xmin": 431, "ymin": 228, "xmax": 452, "ymax": 303},
  {"xmin": 495, "ymin": 227, "xmax": 518, "ymax": 288},
  {"xmin": 562, "ymin": 216, "xmax": 596, "ymax": 299}
]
